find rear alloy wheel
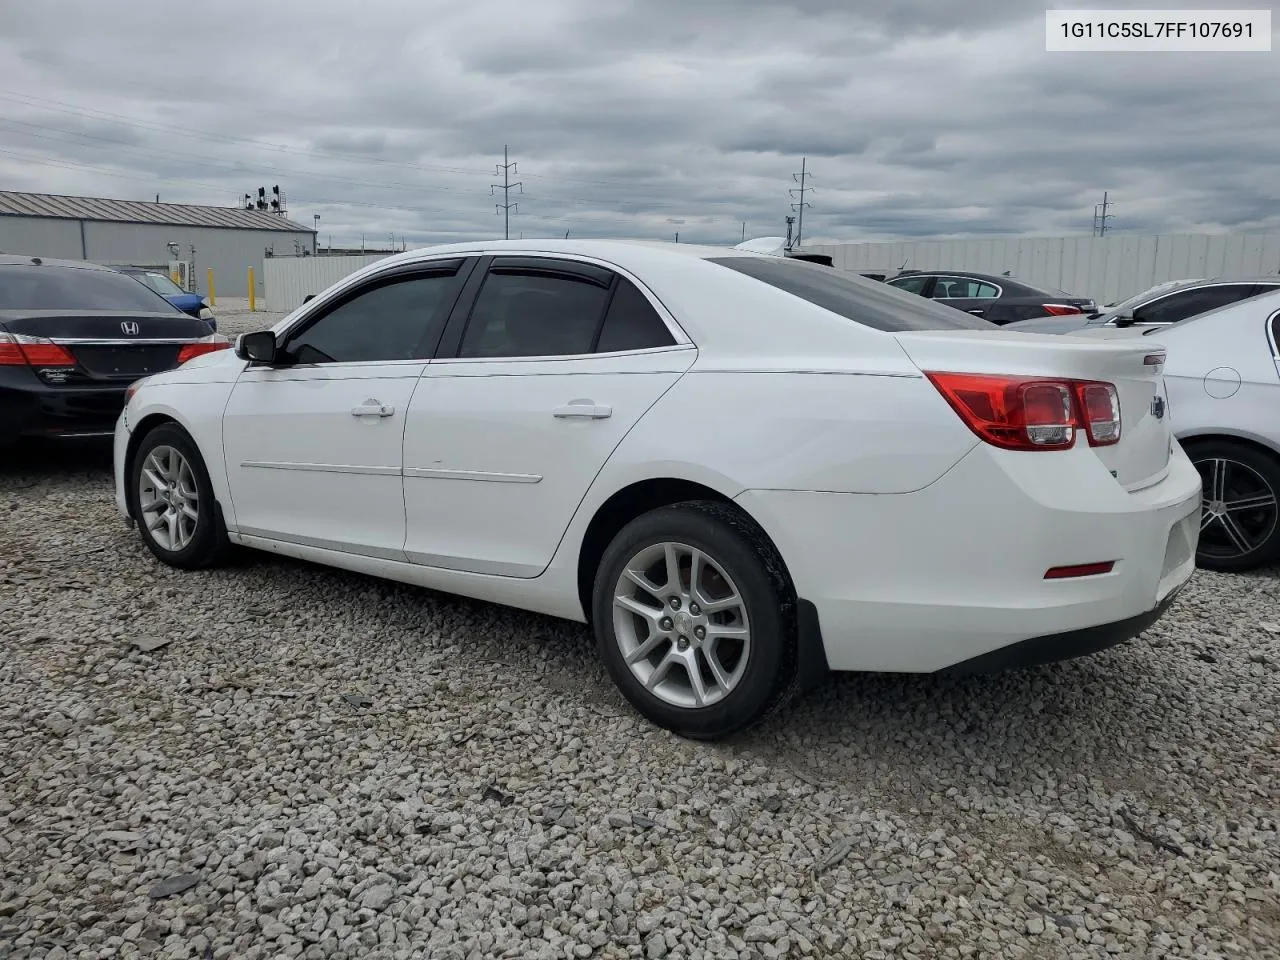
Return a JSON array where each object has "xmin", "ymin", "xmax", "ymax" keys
[
  {"xmin": 592, "ymin": 501, "xmax": 796, "ymax": 740},
  {"xmin": 1189, "ymin": 441, "xmax": 1280, "ymax": 572},
  {"xmin": 129, "ymin": 423, "xmax": 230, "ymax": 570}
]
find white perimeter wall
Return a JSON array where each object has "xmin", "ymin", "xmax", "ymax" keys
[
  {"xmin": 807, "ymin": 233, "xmax": 1280, "ymax": 305},
  {"xmin": 256, "ymin": 233, "xmax": 1280, "ymax": 314},
  {"xmin": 263, "ymin": 254, "xmax": 391, "ymax": 311}
]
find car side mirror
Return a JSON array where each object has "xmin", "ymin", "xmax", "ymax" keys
[
  {"xmin": 236, "ymin": 330, "xmax": 281, "ymax": 364},
  {"xmin": 1111, "ymin": 307, "xmax": 1137, "ymax": 327}
]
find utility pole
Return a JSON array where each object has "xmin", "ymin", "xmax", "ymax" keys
[
  {"xmin": 1093, "ymin": 191, "xmax": 1114, "ymax": 237},
  {"xmin": 741, "ymin": 221, "xmax": 747, "ymax": 242},
  {"xmin": 784, "ymin": 215, "xmax": 796, "ymax": 250},
  {"xmin": 491, "ymin": 145, "xmax": 522, "ymax": 240},
  {"xmin": 789, "ymin": 157, "xmax": 812, "ymax": 248}
]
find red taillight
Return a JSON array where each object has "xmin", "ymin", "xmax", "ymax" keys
[
  {"xmin": 924, "ymin": 372, "xmax": 1076, "ymax": 451},
  {"xmin": 177, "ymin": 340, "xmax": 231, "ymax": 364},
  {"xmin": 1041, "ymin": 304, "xmax": 1083, "ymax": 316},
  {"xmin": 1044, "ymin": 561, "xmax": 1116, "ymax": 579},
  {"xmin": 1074, "ymin": 381, "xmax": 1121, "ymax": 446},
  {"xmin": 0, "ymin": 332, "xmax": 77, "ymax": 367},
  {"xmin": 925, "ymin": 372, "xmax": 1123, "ymax": 452}
]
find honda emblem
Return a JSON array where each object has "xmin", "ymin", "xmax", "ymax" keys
[{"xmin": 120, "ymin": 321, "xmax": 140, "ymax": 336}]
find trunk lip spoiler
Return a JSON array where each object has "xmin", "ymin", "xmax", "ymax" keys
[{"xmin": 46, "ymin": 337, "xmax": 214, "ymax": 346}]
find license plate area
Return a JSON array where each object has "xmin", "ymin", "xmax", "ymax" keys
[{"xmin": 72, "ymin": 345, "xmax": 178, "ymax": 377}]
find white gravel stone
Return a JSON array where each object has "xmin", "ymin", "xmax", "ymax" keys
[{"xmin": 0, "ymin": 303, "xmax": 1277, "ymax": 957}]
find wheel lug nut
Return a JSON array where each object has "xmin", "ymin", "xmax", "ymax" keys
[
  {"xmin": 660, "ymin": 617, "xmax": 673, "ymax": 631},
  {"xmin": 689, "ymin": 603, "xmax": 701, "ymax": 616},
  {"xmin": 694, "ymin": 626, "xmax": 706, "ymax": 640},
  {"xmin": 670, "ymin": 597, "xmax": 681, "ymax": 610},
  {"xmin": 677, "ymin": 636, "xmax": 689, "ymax": 650}
]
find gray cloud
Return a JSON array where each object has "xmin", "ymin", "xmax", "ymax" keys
[{"xmin": 0, "ymin": 0, "xmax": 1275, "ymax": 248}]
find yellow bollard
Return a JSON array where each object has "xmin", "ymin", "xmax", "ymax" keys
[
  {"xmin": 207, "ymin": 268, "xmax": 216, "ymax": 306},
  {"xmin": 248, "ymin": 266, "xmax": 256, "ymax": 312}
]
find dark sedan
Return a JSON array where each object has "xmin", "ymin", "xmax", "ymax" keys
[
  {"xmin": 0, "ymin": 255, "xmax": 228, "ymax": 447},
  {"xmin": 884, "ymin": 270, "xmax": 1096, "ymax": 324},
  {"xmin": 115, "ymin": 265, "xmax": 218, "ymax": 331}
]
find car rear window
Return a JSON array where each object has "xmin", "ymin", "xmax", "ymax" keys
[
  {"xmin": 706, "ymin": 256, "xmax": 995, "ymax": 332},
  {"xmin": 0, "ymin": 265, "xmax": 183, "ymax": 313}
]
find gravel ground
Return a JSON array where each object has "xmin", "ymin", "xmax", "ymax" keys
[{"xmin": 1, "ymin": 302, "xmax": 1278, "ymax": 959}]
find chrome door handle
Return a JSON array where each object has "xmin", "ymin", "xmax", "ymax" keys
[
  {"xmin": 351, "ymin": 402, "xmax": 395, "ymax": 418},
  {"xmin": 553, "ymin": 400, "xmax": 612, "ymax": 419}
]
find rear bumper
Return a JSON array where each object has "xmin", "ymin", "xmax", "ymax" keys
[
  {"xmin": 940, "ymin": 583, "xmax": 1183, "ymax": 673},
  {"xmin": 0, "ymin": 369, "xmax": 128, "ymax": 444},
  {"xmin": 738, "ymin": 440, "xmax": 1202, "ymax": 673}
]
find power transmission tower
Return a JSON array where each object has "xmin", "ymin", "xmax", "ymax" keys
[
  {"xmin": 491, "ymin": 145, "xmax": 522, "ymax": 240},
  {"xmin": 1092, "ymin": 191, "xmax": 1114, "ymax": 236},
  {"xmin": 789, "ymin": 158, "xmax": 812, "ymax": 247},
  {"xmin": 784, "ymin": 215, "xmax": 796, "ymax": 250}
]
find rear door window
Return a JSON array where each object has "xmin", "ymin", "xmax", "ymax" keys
[
  {"xmin": 595, "ymin": 277, "xmax": 676, "ymax": 352},
  {"xmin": 709, "ymin": 257, "xmax": 994, "ymax": 332},
  {"xmin": 459, "ymin": 263, "xmax": 612, "ymax": 358},
  {"xmin": 930, "ymin": 276, "xmax": 1000, "ymax": 300},
  {"xmin": 885, "ymin": 275, "xmax": 930, "ymax": 295}
]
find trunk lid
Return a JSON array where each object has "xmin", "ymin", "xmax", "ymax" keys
[
  {"xmin": 894, "ymin": 328, "xmax": 1172, "ymax": 491},
  {"xmin": 0, "ymin": 309, "xmax": 214, "ymax": 382}
]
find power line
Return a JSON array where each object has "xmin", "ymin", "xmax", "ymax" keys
[
  {"xmin": 0, "ymin": 113, "xmax": 760, "ymax": 217},
  {"xmin": 0, "ymin": 89, "xmax": 712, "ymax": 191},
  {"xmin": 490, "ymin": 145, "xmax": 522, "ymax": 240},
  {"xmin": 789, "ymin": 157, "xmax": 812, "ymax": 248}
]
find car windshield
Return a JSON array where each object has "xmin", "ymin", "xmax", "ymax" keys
[
  {"xmin": 130, "ymin": 271, "xmax": 186, "ymax": 297},
  {"xmin": 707, "ymin": 256, "xmax": 995, "ymax": 332},
  {"xmin": 0, "ymin": 264, "xmax": 184, "ymax": 312}
]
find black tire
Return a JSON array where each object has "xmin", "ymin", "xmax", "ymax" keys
[
  {"xmin": 128, "ymin": 423, "xmax": 231, "ymax": 570},
  {"xmin": 1186, "ymin": 439, "xmax": 1280, "ymax": 572},
  {"xmin": 592, "ymin": 500, "xmax": 798, "ymax": 740}
]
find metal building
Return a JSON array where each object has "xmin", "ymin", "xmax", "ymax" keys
[{"xmin": 0, "ymin": 190, "xmax": 316, "ymax": 298}]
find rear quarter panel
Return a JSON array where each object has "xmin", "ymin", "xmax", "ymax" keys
[
  {"xmin": 612, "ymin": 365, "xmax": 979, "ymax": 494},
  {"xmin": 1155, "ymin": 311, "xmax": 1280, "ymax": 455}
]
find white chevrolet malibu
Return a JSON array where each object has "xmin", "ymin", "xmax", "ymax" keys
[{"xmin": 114, "ymin": 240, "xmax": 1201, "ymax": 740}]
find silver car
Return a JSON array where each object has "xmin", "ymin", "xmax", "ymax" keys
[
  {"xmin": 1006, "ymin": 276, "xmax": 1280, "ymax": 335},
  {"xmin": 1072, "ymin": 288, "xmax": 1280, "ymax": 571}
]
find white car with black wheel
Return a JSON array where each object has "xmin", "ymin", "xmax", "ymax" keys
[
  {"xmin": 1070, "ymin": 287, "xmax": 1280, "ymax": 571},
  {"xmin": 114, "ymin": 240, "xmax": 1201, "ymax": 740}
]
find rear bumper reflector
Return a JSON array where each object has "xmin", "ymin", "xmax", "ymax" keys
[{"xmin": 1044, "ymin": 561, "xmax": 1116, "ymax": 579}]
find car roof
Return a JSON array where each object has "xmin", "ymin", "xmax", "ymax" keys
[
  {"xmin": 0, "ymin": 254, "xmax": 116, "ymax": 272},
  {"xmin": 282, "ymin": 238, "xmax": 982, "ymax": 363}
]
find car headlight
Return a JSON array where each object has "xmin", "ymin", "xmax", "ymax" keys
[{"xmin": 199, "ymin": 307, "xmax": 215, "ymax": 320}]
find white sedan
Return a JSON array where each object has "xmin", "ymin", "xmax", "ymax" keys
[
  {"xmin": 1070, "ymin": 287, "xmax": 1280, "ymax": 571},
  {"xmin": 113, "ymin": 240, "xmax": 1202, "ymax": 740}
]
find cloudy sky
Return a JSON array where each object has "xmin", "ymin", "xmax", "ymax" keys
[{"xmin": 0, "ymin": 0, "xmax": 1276, "ymax": 248}]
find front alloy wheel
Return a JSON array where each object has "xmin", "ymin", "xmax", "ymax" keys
[
  {"xmin": 138, "ymin": 444, "xmax": 201, "ymax": 552},
  {"xmin": 129, "ymin": 423, "xmax": 230, "ymax": 570},
  {"xmin": 1190, "ymin": 442, "xmax": 1280, "ymax": 572}
]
